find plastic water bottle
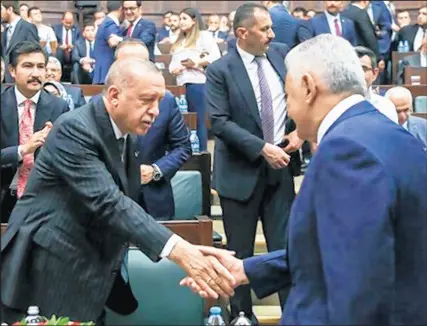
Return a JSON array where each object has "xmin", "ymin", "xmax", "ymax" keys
[
  {"xmin": 177, "ymin": 95, "xmax": 188, "ymax": 113},
  {"xmin": 190, "ymin": 130, "xmax": 200, "ymax": 154},
  {"xmin": 231, "ymin": 312, "xmax": 252, "ymax": 325},
  {"xmin": 207, "ymin": 306, "xmax": 225, "ymax": 325},
  {"xmin": 398, "ymin": 41, "xmax": 404, "ymax": 53},
  {"xmin": 25, "ymin": 306, "xmax": 43, "ymax": 325},
  {"xmin": 403, "ymin": 40, "xmax": 409, "ymax": 52}
]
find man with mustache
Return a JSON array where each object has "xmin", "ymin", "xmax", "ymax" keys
[{"xmin": 0, "ymin": 41, "xmax": 69, "ymax": 223}]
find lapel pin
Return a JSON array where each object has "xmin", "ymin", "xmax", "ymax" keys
[{"xmin": 134, "ymin": 151, "xmax": 139, "ymax": 158}]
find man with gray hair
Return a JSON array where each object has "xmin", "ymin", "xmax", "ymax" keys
[
  {"xmin": 182, "ymin": 34, "xmax": 427, "ymax": 325},
  {"xmin": 1, "ymin": 58, "xmax": 236, "ymax": 324},
  {"xmin": 45, "ymin": 56, "xmax": 86, "ymax": 109},
  {"xmin": 385, "ymin": 86, "xmax": 427, "ymax": 149}
]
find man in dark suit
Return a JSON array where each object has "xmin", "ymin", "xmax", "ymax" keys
[
  {"xmin": 122, "ymin": 1, "xmax": 157, "ymax": 62},
  {"xmin": 310, "ymin": 1, "xmax": 357, "ymax": 46},
  {"xmin": 396, "ymin": 6, "xmax": 427, "ymax": 52},
  {"xmin": 156, "ymin": 10, "xmax": 173, "ymax": 42},
  {"xmin": 113, "ymin": 39, "xmax": 191, "ymax": 219},
  {"xmin": 205, "ymin": 3, "xmax": 303, "ymax": 322},
  {"xmin": 52, "ymin": 11, "xmax": 81, "ymax": 75},
  {"xmin": 1, "ymin": 1, "xmax": 39, "ymax": 83},
  {"xmin": 92, "ymin": 1, "xmax": 124, "ymax": 84},
  {"xmin": 0, "ymin": 41, "xmax": 69, "ymax": 223},
  {"xmin": 184, "ymin": 34, "xmax": 427, "ymax": 325},
  {"xmin": 46, "ymin": 56, "xmax": 86, "ymax": 109},
  {"xmin": 397, "ymin": 36, "xmax": 427, "ymax": 84},
  {"xmin": 342, "ymin": 0, "xmax": 378, "ymax": 55},
  {"xmin": 1, "ymin": 58, "xmax": 236, "ymax": 325},
  {"xmin": 71, "ymin": 22, "xmax": 96, "ymax": 85},
  {"xmin": 262, "ymin": 1, "xmax": 311, "ymax": 49}
]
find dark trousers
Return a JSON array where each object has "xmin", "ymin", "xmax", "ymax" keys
[
  {"xmin": 1, "ymin": 189, "xmax": 17, "ymax": 223},
  {"xmin": 185, "ymin": 83, "xmax": 208, "ymax": 152},
  {"xmin": 1, "ymin": 303, "xmax": 25, "ymax": 324},
  {"xmin": 220, "ymin": 167, "xmax": 295, "ymax": 320},
  {"xmin": 71, "ymin": 63, "xmax": 93, "ymax": 85}
]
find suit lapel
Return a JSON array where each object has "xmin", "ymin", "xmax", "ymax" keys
[
  {"xmin": 228, "ymin": 50, "xmax": 262, "ymax": 129},
  {"xmin": 266, "ymin": 47, "xmax": 286, "ymax": 84},
  {"xmin": 7, "ymin": 20, "xmax": 24, "ymax": 52},
  {"xmin": 2, "ymin": 88, "xmax": 19, "ymax": 144},
  {"xmin": 93, "ymin": 97, "xmax": 129, "ymax": 195},
  {"xmin": 321, "ymin": 14, "xmax": 332, "ymax": 34},
  {"xmin": 34, "ymin": 91, "xmax": 54, "ymax": 132}
]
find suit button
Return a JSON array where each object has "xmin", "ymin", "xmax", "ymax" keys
[{"xmin": 112, "ymin": 268, "xmax": 119, "ymax": 275}]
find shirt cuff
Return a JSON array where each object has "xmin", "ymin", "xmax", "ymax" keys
[
  {"xmin": 152, "ymin": 163, "xmax": 163, "ymax": 178},
  {"xmin": 17, "ymin": 146, "xmax": 23, "ymax": 162},
  {"xmin": 159, "ymin": 234, "xmax": 182, "ymax": 258}
]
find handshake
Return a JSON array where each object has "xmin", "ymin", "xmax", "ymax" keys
[{"xmin": 168, "ymin": 241, "xmax": 249, "ymax": 299}]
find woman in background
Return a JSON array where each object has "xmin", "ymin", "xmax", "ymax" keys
[
  {"xmin": 43, "ymin": 81, "xmax": 75, "ymax": 110},
  {"xmin": 169, "ymin": 8, "xmax": 221, "ymax": 152}
]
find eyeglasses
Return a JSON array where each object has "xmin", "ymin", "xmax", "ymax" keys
[{"xmin": 123, "ymin": 7, "xmax": 138, "ymax": 12}]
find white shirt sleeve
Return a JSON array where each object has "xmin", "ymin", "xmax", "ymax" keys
[
  {"xmin": 159, "ymin": 234, "xmax": 183, "ymax": 258},
  {"xmin": 47, "ymin": 26, "xmax": 57, "ymax": 43},
  {"xmin": 199, "ymin": 31, "xmax": 221, "ymax": 64}
]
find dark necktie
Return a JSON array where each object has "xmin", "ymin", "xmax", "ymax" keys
[
  {"xmin": 254, "ymin": 56, "xmax": 275, "ymax": 144},
  {"xmin": 89, "ymin": 41, "xmax": 94, "ymax": 58}
]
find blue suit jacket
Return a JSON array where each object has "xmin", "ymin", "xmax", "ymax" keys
[
  {"xmin": 269, "ymin": 4, "xmax": 311, "ymax": 48},
  {"xmin": 52, "ymin": 24, "xmax": 81, "ymax": 45},
  {"xmin": 125, "ymin": 19, "xmax": 157, "ymax": 62},
  {"xmin": 408, "ymin": 115, "xmax": 427, "ymax": 150},
  {"xmin": 136, "ymin": 91, "xmax": 191, "ymax": 218},
  {"xmin": 309, "ymin": 13, "xmax": 357, "ymax": 46},
  {"xmin": 157, "ymin": 26, "xmax": 169, "ymax": 42},
  {"xmin": 244, "ymin": 101, "xmax": 427, "ymax": 325},
  {"xmin": 92, "ymin": 17, "xmax": 121, "ymax": 84},
  {"xmin": 371, "ymin": 1, "xmax": 392, "ymax": 58}
]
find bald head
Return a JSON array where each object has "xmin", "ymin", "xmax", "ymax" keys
[
  {"xmin": 385, "ymin": 86, "xmax": 413, "ymax": 125},
  {"xmin": 114, "ymin": 39, "xmax": 149, "ymax": 61}
]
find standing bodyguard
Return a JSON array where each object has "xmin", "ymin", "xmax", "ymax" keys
[{"xmin": 206, "ymin": 3, "xmax": 302, "ymax": 322}]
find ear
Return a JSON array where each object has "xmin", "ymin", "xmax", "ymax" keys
[
  {"xmin": 235, "ymin": 27, "xmax": 247, "ymax": 39},
  {"xmin": 373, "ymin": 67, "xmax": 379, "ymax": 81},
  {"xmin": 107, "ymin": 86, "xmax": 120, "ymax": 106},
  {"xmin": 301, "ymin": 73, "xmax": 317, "ymax": 105}
]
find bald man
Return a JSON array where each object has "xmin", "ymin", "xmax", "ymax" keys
[
  {"xmin": 385, "ymin": 86, "xmax": 427, "ymax": 149},
  {"xmin": 1, "ymin": 58, "xmax": 234, "ymax": 324}
]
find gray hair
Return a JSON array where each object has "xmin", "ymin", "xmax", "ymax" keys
[
  {"xmin": 104, "ymin": 58, "xmax": 161, "ymax": 91},
  {"xmin": 285, "ymin": 34, "xmax": 367, "ymax": 96},
  {"xmin": 384, "ymin": 86, "xmax": 413, "ymax": 108},
  {"xmin": 48, "ymin": 56, "xmax": 62, "ymax": 71}
]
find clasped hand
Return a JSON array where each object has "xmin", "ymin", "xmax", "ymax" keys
[{"xmin": 169, "ymin": 243, "xmax": 248, "ymax": 300}]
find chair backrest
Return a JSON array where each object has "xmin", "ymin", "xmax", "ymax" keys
[
  {"xmin": 106, "ymin": 249, "xmax": 204, "ymax": 325},
  {"xmin": 415, "ymin": 96, "xmax": 427, "ymax": 113},
  {"xmin": 171, "ymin": 171, "xmax": 202, "ymax": 220}
]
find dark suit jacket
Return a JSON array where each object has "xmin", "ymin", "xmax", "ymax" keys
[
  {"xmin": 63, "ymin": 84, "xmax": 86, "ymax": 109},
  {"xmin": 136, "ymin": 91, "xmax": 191, "ymax": 218},
  {"xmin": 309, "ymin": 13, "xmax": 358, "ymax": 46},
  {"xmin": 0, "ymin": 87, "xmax": 69, "ymax": 195},
  {"xmin": 371, "ymin": 1, "xmax": 392, "ymax": 58},
  {"xmin": 157, "ymin": 26, "xmax": 169, "ymax": 42},
  {"xmin": 269, "ymin": 4, "xmax": 311, "ymax": 49},
  {"xmin": 71, "ymin": 39, "xmax": 94, "ymax": 84},
  {"xmin": 52, "ymin": 24, "xmax": 81, "ymax": 64},
  {"xmin": 0, "ymin": 96, "xmax": 174, "ymax": 321},
  {"xmin": 342, "ymin": 4, "xmax": 378, "ymax": 55},
  {"xmin": 206, "ymin": 44, "xmax": 299, "ymax": 201},
  {"xmin": 397, "ymin": 53, "xmax": 425, "ymax": 84},
  {"xmin": 93, "ymin": 17, "xmax": 121, "ymax": 84},
  {"xmin": 125, "ymin": 18, "xmax": 157, "ymax": 62},
  {"xmin": 396, "ymin": 24, "xmax": 422, "ymax": 52},
  {"xmin": 244, "ymin": 101, "xmax": 427, "ymax": 325},
  {"xmin": 1, "ymin": 19, "xmax": 39, "ymax": 82}
]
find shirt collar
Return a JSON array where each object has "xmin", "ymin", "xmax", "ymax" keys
[
  {"xmin": 402, "ymin": 120, "xmax": 409, "ymax": 131},
  {"xmin": 108, "ymin": 13, "xmax": 120, "ymax": 26},
  {"xmin": 324, "ymin": 10, "xmax": 340, "ymax": 21},
  {"xmin": 130, "ymin": 17, "xmax": 141, "ymax": 27},
  {"xmin": 14, "ymin": 86, "xmax": 41, "ymax": 106},
  {"xmin": 9, "ymin": 16, "xmax": 21, "ymax": 30},
  {"xmin": 236, "ymin": 43, "xmax": 266, "ymax": 65},
  {"xmin": 109, "ymin": 116, "xmax": 128, "ymax": 140},
  {"xmin": 317, "ymin": 94, "xmax": 365, "ymax": 144}
]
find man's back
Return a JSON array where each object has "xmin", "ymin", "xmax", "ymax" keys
[
  {"xmin": 283, "ymin": 101, "xmax": 427, "ymax": 325},
  {"xmin": 269, "ymin": 4, "xmax": 306, "ymax": 48}
]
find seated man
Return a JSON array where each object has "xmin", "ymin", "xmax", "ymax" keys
[
  {"xmin": 397, "ymin": 36, "xmax": 427, "ymax": 84},
  {"xmin": 92, "ymin": 39, "xmax": 192, "ymax": 219},
  {"xmin": 385, "ymin": 86, "xmax": 427, "ymax": 150},
  {"xmin": 71, "ymin": 22, "xmax": 96, "ymax": 85},
  {"xmin": 46, "ymin": 56, "xmax": 86, "ymax": 109}
]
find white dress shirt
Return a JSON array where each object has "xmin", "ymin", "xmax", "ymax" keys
[
  {"xmin": 236, "ymin": 44, "xmax": 287, "ymax": 145},
  {"xmin": 317, "ymin": 95, "xmax": 364, "ymax": 144},
  {"xmin": 6, "ymin": 17, "xmax": 21, "ymax": 48},
  {"xmin": 413, "ymin": 26, "xmax": 426, "ymax": 52},
  {"xmin": 62, "ymin": 26, "xmax": 73, "ymax": 46},
  {"xmin": 169, "ymin": 31, "xmax": 221, "ymax": 85},
  {"xmin": 421, "ymin": 53, "xmax": 427, "ymax": 67},
  {"xmin": 10, "ymin": 87, "xmax": 42, "ymax": 190},
  {"xmin": 324, "ymin": 11, "xmax": 342, "ymax": 37},
  {"xmin": 109, "ymin": 115, "xmax": 181, "ymax": 257},
  {"xmin": 368, "ymin": 88, "xmax": 399, "ymax": 124}
]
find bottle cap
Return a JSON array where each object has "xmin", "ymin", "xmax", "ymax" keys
[
  {"xmin": 27, "ymin": 306, "xmax": 40, "ymax": 315},
  {"xmin": 230, "ymin": 311, "xmax": 252, "ymax": 325},
  {"xmin": 209, "ymin": 306, "xmax": 222, "ymax": 315}
]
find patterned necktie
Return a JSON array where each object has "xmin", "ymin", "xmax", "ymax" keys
[
  {"xmin": 17, "ymin": 100, "xmax": 34, "ymax": 198},
  {"xmin": 254, "ymin": 56, "xmax": 275, "ymax": 144},
  {"xmin": 334, "ymin": 18, "xmax": 342, "ymax": 37}
]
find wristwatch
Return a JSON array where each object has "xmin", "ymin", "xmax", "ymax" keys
[{"xmin": 152, "ymin": 165, "xmax": 162, "ymax": 181}]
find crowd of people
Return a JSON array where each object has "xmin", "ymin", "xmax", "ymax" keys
[{"xmin": 1, "ymin": 1, "xmax": 427, "ymax": 326}]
